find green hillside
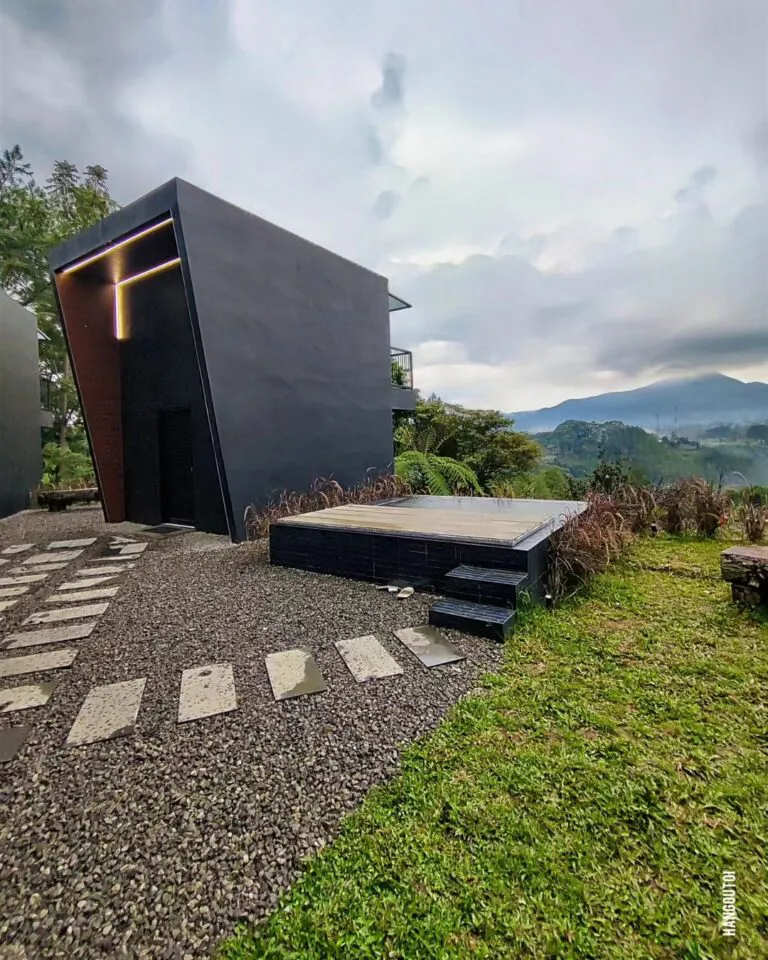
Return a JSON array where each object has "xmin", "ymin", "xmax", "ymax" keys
[{"xmin": 534, "ymin": 420, "xmax": 768, "ymax": 485}]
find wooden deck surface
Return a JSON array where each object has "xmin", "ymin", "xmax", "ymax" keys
[{"xmin": 278, "ymin": 504, "xmax": 556, "ymax": 544}]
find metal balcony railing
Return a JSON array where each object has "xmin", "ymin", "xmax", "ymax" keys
[{"xmin": 390, "ymin": 347, "xmax": 413, "ymax": 389}]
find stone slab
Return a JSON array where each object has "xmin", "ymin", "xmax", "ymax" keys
[
  {"xmin": 10, "ymin": 562, "xmax": 68, "ymax": 573},
  {"xmin": 59, "ymin": 575, "xmax": 119, "ymax": 590},
  {"xmin": 47, "ymin": 587, "xmax": 118, "ymax": 603},
  {"xmin": 0, "ymin": 726, "xmax": 32, "ymax": 762},
  {"xmin": 335, "ymin": 634, "xmax": 404, "ymax": 682},
  {"xmin": 110, "ymin": 536, "xmax": 137, "ymax": 544},
  {"xmin": 394, "ymin": 626, "xmax": 467, "ymax": 667},
  {"xmin": 117, "ymin": 543, "xmax": 147, "ymax": 555},
  {"xmin": 0, "ymin": 647, "xmax": 78, "ymax": 679},
  {"xmin": 1, "ymin": 544, "xmax": 34, "ymax": 555},
  {"xmin": 265, "ymin": 648, "xmax": 328, "ymax": 701},
  {"xmin": 88, "ymin": 554, "xmax": 136, "ymax": 564},
  {"xmin": 0, "ymin": 573, "xmax": 49, "ymax": 587},
  {"xmin": 178, "ymin": 663, "xmax": 237, "ymax": 723},
  {"xmin": 23, "ymin": 603, "xmax": 109, "ymax": 626},
  {"xmin": 2, "ymin": 622, "xmax": 96, "ymax": 650},
  {"xmin": 0, "ymin": 585, "xmax": 29, "ymax": 598},
  {"xmin": 0, "ymin": 599, "xmax": 18, "ymax": 613},
  {"xmin": 0, "ymin": 681, "xmax": 57, "ymax": 713},
  {"xmin": 48, "ymin": 538, "xmax": 97, "ymax": 549},
  {"xmin": 66, "ymin": 678, "xmax": 146, "ymax": 746},
  {"xmin": 78, "ymin": 564, "xmax": 134, "ymax": 575},
  {"xmin": 23, "ymin": 550, "xmax": 83, "ymax": 565},
  {"xmin": 0, "ymin": 558, "xmax": 8, "ymax": 566}
]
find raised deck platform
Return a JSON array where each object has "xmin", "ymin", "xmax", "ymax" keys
[{"xmin": 270, "ymin": 496, "xmax": 586, "ymax": 602}]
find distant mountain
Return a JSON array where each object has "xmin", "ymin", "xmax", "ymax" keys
[{"xmin": 509, "ymin": 374, "xmax": 768, "ymax": 433}]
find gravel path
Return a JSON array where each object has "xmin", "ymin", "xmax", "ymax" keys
[{"xmin": 0, "ymin": 509, "xmax": 503, "ymax": 959}]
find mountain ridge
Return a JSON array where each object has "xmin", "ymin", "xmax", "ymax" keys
[{"xmin": 508, "ymin": 373, "xmax": 768, "ymax": 433}]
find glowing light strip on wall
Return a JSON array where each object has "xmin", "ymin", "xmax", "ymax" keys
[
  {"xmin": 114, "ymin": 258, "xmax": 182, "ymax": 340},
  {"xmin": 61, "ymin": 217, "xmax": 175, "ymax": 274}
]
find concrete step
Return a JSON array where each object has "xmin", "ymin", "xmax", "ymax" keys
[
  {"xmin": 428, "ymin": 597, "xmax": 515, "ymax": 642},
  {"xmin": 442, "ymin": 564, "xmax": 528, "ymax": 607}
]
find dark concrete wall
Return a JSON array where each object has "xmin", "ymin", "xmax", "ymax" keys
[
  {"xmin": 0, "ymin": 292, "xmax": 40, "ymax": 518},
  {"xmin": 175, "ymin": 180, "xmax": 394, "ymax": 540},
  {"xmin": 120, "ymin": 266, "xmax": 227, "ymax": 533}
]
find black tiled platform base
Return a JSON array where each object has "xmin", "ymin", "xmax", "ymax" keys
[
  {"xmin": 429, "ymin": 597, "xmax": 516, "ymax": 642},
  {"xmin": 442, "ymin": 564, "xmax": 528, "ymax": 606}
]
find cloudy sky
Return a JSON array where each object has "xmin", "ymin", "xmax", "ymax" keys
[{"xmin": 2, "ymin": 0, "xmax": 766, "ymax": 411}]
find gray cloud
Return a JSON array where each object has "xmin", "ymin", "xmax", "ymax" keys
[
  {"xmin": 370, "ymin": 52, "xmax": 406, "ymax": 111},
  {"xmin": 373, "ymin": 189, "xmax": 400, "ymax": 219}
]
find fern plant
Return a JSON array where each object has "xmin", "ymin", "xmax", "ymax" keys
[{"xmin": 395, "ymin": 450, "xmax": 482, "ymax": 495}]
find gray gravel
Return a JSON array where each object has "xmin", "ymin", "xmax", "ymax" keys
[{"xmin": 0, "ymin": 508, "xmax": 503, "ymax": 959}]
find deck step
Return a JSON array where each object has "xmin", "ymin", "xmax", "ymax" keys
[
  {"xmin": 429, "ymin": 597, "xmax": 515, "ymax": 642},
  {"xmin": 442, "ymin": 565, "xmax": 528, "ymax": 606}
]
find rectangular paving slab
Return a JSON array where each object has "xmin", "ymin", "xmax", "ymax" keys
[
  {"xmin": 393, "ymin": 626, "xmax": 467, "ymax": 667},
  {"xmin": 0, "ymin": 599, "xmax": 19, "ymax": 613},
  {"xmin": 23, "ymin": 603, "xmax": 109, "ymax": 626},
  {"xmin": 23, "ymin": 550, "xmax": 83, "ymax": 565},
  {"xmin": 47, "ymin": 587, "xmax": 118, "ymax": 603},
  {"xmin": 1, "ymin": 544, "xmax": 34, "ymax": 555},
  {"xmin": 77, "ymin": 565, "xmax": 133, "ymax": 576},
  {"xmin": 48, "ymin": 538, "xmax": 97, "ymax": 549},
  {"xmin": 0, "ymin": 585, "xmax": 29, "ymax": 598},
  {"xmin": 335, "ymin": 634, "xmax": 404, "ymax": 682},
  {"xmin": 178, "ymin": 663, "xmax": 237, "ymax": 723},
  {"xmin": 58, "ymin": 575, "xmax": 119, "ymax": 590},
  {"xmin": 88, "ymin": 554, "xmax": 136, "ymax": 564},
  {"xmin": 0, "ymin": 647, "xmax": 78, "ymax": 679},
  {"xmin": 11, "ymin": 562, "xmax": 68, "ymax": 573},
  {"xmin": 0, "ymin": 681, "xmax": 57, "ymax": 713},
  {"xmin": 116, "ymin": 543, "xmax": 147, "ymax": 555},
  {"xmin": 66, "ymin": 678, "xmax": 146, "ymax": 746},
  {"xmin": 0, "ymin": 573, "xmax": 49, "ymax": 587},
  {"xmin": 265, "ymin": 649, "xmax": 328, "ymax": 701},
  {"xmin": 0, "ymin": 726, "xmax": 32, "ymax": 762},
  {"xmin": 2, "ymin": 622, "xmax": 96, "ymax": 650}
]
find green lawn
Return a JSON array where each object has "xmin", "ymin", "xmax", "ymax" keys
[{"xmin": 221, "ymin": 536, "xmax": 768, "ymax": 960}]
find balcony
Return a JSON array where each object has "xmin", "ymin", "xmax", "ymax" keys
[{"xmin": 391, "ymin": 346, "xmax": 416, "ymax": 410}]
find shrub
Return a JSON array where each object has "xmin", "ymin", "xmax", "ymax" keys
[
  {"xmin": 738, "ymin": 487, "xmax": 766, "ymax": 543},
  {"xmin": 244, "ymin": 474, "xmax": 412, "ymax": 540},
  {"xmin": 395, "ymin": 451, "xmax": 483, "ymax": 495},
  {"xmin": 659, "ymin": 477, "xmax": 729, "ymax": 537},
  {"xmin": 547, "ymin": 493, "xmax": 631, "ymax": 603},
  {"xmin": 40, "ymin": 441, "xmax": 95, "ymax": 489}
]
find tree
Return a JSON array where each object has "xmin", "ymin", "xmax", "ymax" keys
[
  {"xmin": 0, "ymin": 145, "xmax": 118, "ymax": 450},
  {"xmin": 394, "ymin": 396, "xmax": 542, "ymax": 490},
  {"xmin": 746, "ymin": 423, "xmax": 768, "ymax": 444}
]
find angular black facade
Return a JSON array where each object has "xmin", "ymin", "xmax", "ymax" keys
[
  {"xmin": 0, "ymin": 292, "xmax": 41, "ymax": 518},
  {"xmin": 49, "ymin": 178, "xmax": 409, "ymax": 540}
]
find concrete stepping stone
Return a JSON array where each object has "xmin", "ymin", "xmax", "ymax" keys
[
  {"xmin": 0, "ymin": 599, "xmax": 19, "ymax": 613},
  {"xmin": 10, "ymin": 562, "xmax": 68, "ymax": 573},
  {"xmin": 178, "ymin": 663, "xmax": 237, "ymax": 723},
  {"xmin": 0, "ymin": 573, "xmax": 49, "ymax": 587},
  {"xmin": 2, "ymin": 622, "xmax": 95, "ymax": 650},
  {"xmin": 66, "ymin": 678, "xmax": 146, "ymax": 746},
  {"xmin": 23, "ymin": 603, "xmax": 109, "ymax": 626},
  {"xmin": 48, "ymin": 538, "xmax": 97, "ymax": 549},
  {"xmin": 265, "ymin": 648, "xmax": 328, "ymax": 701},
  {"xmin": 110, "ymin": 536, "xmax": 137, "ymax": 544},
  {"xmin": 0, "ymin": 585, "xmax": 29, "ymax": 599},
  {"xmin": 394, "ymin": 626, "xmax": 466, "ymax": 667},
  {"xmin": 335, "ymin": 634, "xmax": 404, "ymax": 682},
  {"xmin": 0, "ymin": 726, "xmax": 32, "ymax": 762},
  {"xmin": 0, "ymin": 558, "xmax": 9, "ymax": 566},
  {"xmin": 88, "ymin": 554, "xmax": 136, "ymax": 564},
  {"xmin": 117, "ymin": 543, "xmax": 147, "ymax": 555},
  {"xmin": 59, "ymin": 575, "xmax": 119, "ymax": 590},
  {"xmin": 0, "ymin": 681, "xmax": 57, "ymax": 713},
  {"xmin": 47, "ymin": 587, "xmax": 118, "ymax": 603},
  {"xmin": 0, "ymin": 647, "xmax": 78, "ymax": 679},
  {"xmin": 1, "ymin": 544, "xmax": 34, "ymax": 555},
  {"xmin": 78, "ymin": 564, "xmax": 133, "ymax": 576},
  {"xmin": 23, "ymin": 549, "xmax": 83, "ymax": 565}
]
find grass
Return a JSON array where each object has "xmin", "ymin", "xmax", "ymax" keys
[{"xmin": 220, "ymin": 535, "xmax": 768, "ymax": 960}]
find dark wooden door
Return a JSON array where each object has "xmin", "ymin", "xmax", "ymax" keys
[{"xmin": 158, "ymin": 409, "xmax": 195, "ymax": 524}]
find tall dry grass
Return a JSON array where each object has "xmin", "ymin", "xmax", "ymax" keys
[
  {"xmin": 659, "ymin": 477, "xmax": 729, "ymax": 537},
  {"xmin": 738, "ymin": 487, "xmax": 767, "ymax": 543},
  {"xmin": 244, "ymin": 474, "xmax": 412, "ymax": 540}
]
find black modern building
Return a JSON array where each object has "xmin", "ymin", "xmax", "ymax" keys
[
  {"xmin": 49, "ymin": 178, "xmax": 416, "ymax": 541},
  {"xmin": 0, "ymin": 292, "xmax": 50, "ymax": 519}
]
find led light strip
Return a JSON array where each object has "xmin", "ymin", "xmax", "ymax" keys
[
  {"xmin": 61, "ymin": 217, "xmax": 174, "ymax": 274},
  {"xmin": 114, "ymin": 258, "xmax": 181, "ymax": 339}
]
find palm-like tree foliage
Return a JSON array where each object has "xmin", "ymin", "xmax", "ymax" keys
[{"xmin": 395, "ymin": 449, "xmax": 483, "ymax": 495}]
